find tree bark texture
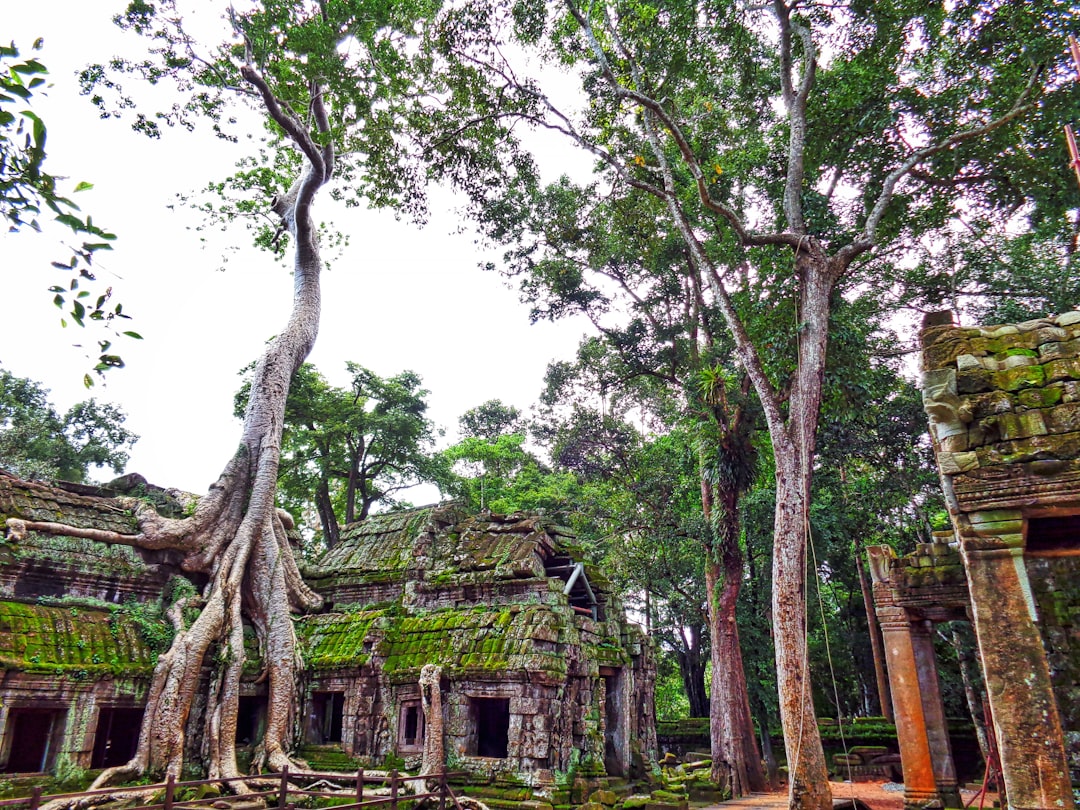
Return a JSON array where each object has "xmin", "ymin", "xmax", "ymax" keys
[
  {"xmin": 10, "ymin": 64, "xmax": 343, "ymax": 791},
  {"xmin": 420, "ymin": 664, "xmax": 445, "ymax": 779},
  {"xmin": 674, "ymin": 626, "xmax": 710, "ymax": 719},
  {"xmin": 702, "ymin": 481, "xmax": 766, "ymax": 795},
  {"xmin": 768, "ymin": 252, "xmax": 834, "ymax": 810}
]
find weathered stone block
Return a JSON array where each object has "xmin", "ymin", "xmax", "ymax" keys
[
  {"xmin": 588, "ymin": 789, "xmax": 618, "ymax": 806},
  {"xmin": 956, "ymin": 353, "xmax": 986, "ymax": 372},
  {"xmin": 1001, "ymin": 352, "xmax": 1037, "ymax": 369},
  {"xmin": 1047, "ymin": 403, "xmax": 1080, "ymax": 434},
  {"xmin": 956, "ymin": 369, "xmax": 994, "ymax": 394},
  {"xmin": 1018, "ymin": 387, "xmax": 1063, "ymax": 409},
  {"xmin": 1055, "ymin": 310, "xmax": 1080, "ymax": 327},
  {"xmin": 993, "ymin": 364, "xmax": 1046, "ymax": 392},
  {"xmin": 938, "ymin": 451, "xmax": 979, "ymax": 475},
  {"xmin": 1044, "ymin": 358, "xmax": 1080, "ymax": 383}
]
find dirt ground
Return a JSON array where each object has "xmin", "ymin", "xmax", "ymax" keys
[
  {"xmin": 828, "ymin": 780, "xmax": 997, "ymax": 810},
  {"xmin": 703, "ymin": 781, "xmax": 997, "ymax": 810}
]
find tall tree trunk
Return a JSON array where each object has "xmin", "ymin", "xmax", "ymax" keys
[
  {"xmin": 768, "ymin": 253, "xmax": 833, "ymax": 810},
  {"xmin": 771, "ymin": 451, "xmax": 829, "ymax": 809},
  {"xmin": 949, "ymin": 622, "xmax": 990, "ymax": 763},
  {"xmin": 674, "ymin": 624, "xmax": 710, "ymax": 718},
  {"xmin": 315, "ymin": 477, "xmax": 340, "ymax": 548},
  {"xmin": 702, "ymin": 482, "xmax": 766, "ymax": 795},
  {"xmin": 15, "ymin": 67, "xmax": 339, "ymax": 790}
]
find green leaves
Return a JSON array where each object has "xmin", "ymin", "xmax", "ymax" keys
[{"xmin": 2, "ymin": 41, "xmax": 135, "ymax": 383}]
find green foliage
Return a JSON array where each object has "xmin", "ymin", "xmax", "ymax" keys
[
  {"xmin": 84, "ymin": 0, "xmax": 444, "ymax": 255},
  {"xmin": 1, "ymin": 41, "xmax": 136, "ymax": 383},
  {"xmin": 236, "ymin": 362, "xmax": 442, "ymax": 547},
  {"xmin": 654, "ymin": 651, "xmax": 692, "ymax": 721},
  {"xmin": 438, "ymin": 423, "xmax": 580, "ymax": 515},
  {"xmin": 0, "ymin": 367, "xmax": 137, "ymax": 482}
]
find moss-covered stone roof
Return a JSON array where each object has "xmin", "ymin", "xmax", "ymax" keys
[
  {"xmin": 296, "ymin": 602, "xmax": 623, "ymax": 681},
  {"xmin": 0, "ymin": 600, "xmax": 155, "ymax": 676},
  {"xmin": 313, "ymin": 504, "xmax": 612, "ymax": 595},
  {"xmin": 0, "ymin": 473, "xmax": 138, "ymax": 535},
  {"xmin": 377, "ymin": 605, "xmax": 570, "ymax": 681},
  {"xmin": 921, "ymin": 312, "xmax": 1080, "ymax": 477},
  {"xmin": 314, "ymin": 507, "xmax": 435, "ymax": 581},
  {"xmin": 423, "ymin": 513, "xmax": 552, "ymax": 580},
  {"xmin": 299, "ymin": 608, "xmax": 382, "ymax": 670}
]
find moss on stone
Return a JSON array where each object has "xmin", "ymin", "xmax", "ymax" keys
[
  {"xmin": 298, "ymin": 609, "xmax": 383, "ymax": 671},
  {"xmin": 0, "ymin": 600, "xmax": 154, "ymax": 676}
]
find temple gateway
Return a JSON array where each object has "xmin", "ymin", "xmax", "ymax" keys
[{"xmin": 871, "ymin": 311, "xmax": 1080, "ymax": 810}]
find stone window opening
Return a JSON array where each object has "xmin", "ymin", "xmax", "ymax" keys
[
  {"xmin": 1, "ymin": 707, "xmax": 66, "ymax": 773},
  {"xmin": 398, "ymin": 700, "xmax": 425, "ymax": 752},
  {"xmin": 91, "ymin": 707, "xmax": 144, "ymax": 769},
  {"xmin": 1025, "ymin": 514, "xmax": 1080, "ymax": 556},
  {"xmin": 469, "ymin": 697, "xmax": 510, "ymax": 758},
  {"xmin": 311, "ymin": 692, "xmax": 345, "ymax": 744}
]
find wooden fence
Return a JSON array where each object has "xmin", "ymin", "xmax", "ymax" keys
[{"xmin": 2, "ymin": 767, "xmax": 468, "ymax": 810}]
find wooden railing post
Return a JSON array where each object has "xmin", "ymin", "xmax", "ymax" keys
[
  {"xmin": 164, "ymin": 774, "xmax": 176, "ymax": 810},
  {"xmin": 356, "ymin": 768, "xmax": 364, "ymax": 805},
  {"xmin": 439, "ymin": 768, "xmax": 447, "ymax": 810},
  {"xmin": 29, "ymin": 787, "xmax": 41, "ymax": 810},
  {"xmin": 278, "ymin": 765, "xmax": 289, "ymax": 810},
  {"xmin": 390, "ymin": 769, "xmax": 399, "ymax": 810}
]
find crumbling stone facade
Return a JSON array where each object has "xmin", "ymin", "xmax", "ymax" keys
[
  {"xmin": 0, "ymin": 474, "xmax": 656, "ymax": 793},
  {"xmin": 299, "ymin": 505, "xmax": 657, "ymax": 788},
  {"xmin": 873, "ymin": 311, "xmax": 1080, "ymax": 810}
]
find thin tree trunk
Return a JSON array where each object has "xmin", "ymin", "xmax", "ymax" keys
[
  {"xmin": 949, "ymin": 622, "xmax": 990, "ymax": 763},
  {"xmin": 755, "ymin": 699, "xmax": 779, "ymax": 788},
  {"xmin": 315, "ymin": 477, "xmax": 340, "ymax": 548},
  {"xmin": 674, "ymin": 625, "xmax": 709, "ymax": 719},
  {"xmin": 703, "ymin": 482, "xmax": 766, "ymax": 795}
]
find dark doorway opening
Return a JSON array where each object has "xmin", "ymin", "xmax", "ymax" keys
[
  {"xmin": 3, "ymin": 708, "xmax": 65, "ymax": 773},
  {"xmin": 312, "ymin": 692, "xmax": 345, "ymax": 744},
  {"xmin": 236, "ymin": 696, "xmax": 267, "ymax": 745},
  {"xmin": 91, "ymin": 707, "xmax": 144, "ymax": 768},
  {"xmin": 471, "ymin": 698, "xmax": 510, "ymax": 758},
  {"xmin": 399, "ymin": 701, "xmax": 424, "ymax": 751},
  {"xmin": 602, "ymin": 670, "xmax": 624, "ymax": 776},
  {"xmin": 1026, "ymin": 515, "xmax": 1080, "ymax": 555}
]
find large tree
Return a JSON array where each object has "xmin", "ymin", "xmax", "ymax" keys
[
  {"xmin": 0, "ymin": 367, "xmax": 137, "ymax": 482},
  {"xmin": 238, "ymin": 362, "xmax": 440, "ymax": 548},
  {"xmin": 415, "ymin": 2, "xmax": 1078, "ymax": 804},
  {"xmin": 12, "ymin": 0, "xmax": 436, "ymax": 787}
]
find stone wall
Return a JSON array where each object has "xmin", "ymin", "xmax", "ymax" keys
[{"xmin": 1025, "ymin": 554, "xmax": 1080, "ymax": 784}]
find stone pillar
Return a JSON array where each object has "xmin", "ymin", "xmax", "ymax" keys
[
  {"xmin": 962, "ymin": 510, "xmax": 1074, "ymax": 810},
  {"xmin": 910, "ymin": 620, "xmax": 961, "ymax": 808},
  {"xmin": 877, "ymin": 604, "xmax": 943, "ymax": 809}
]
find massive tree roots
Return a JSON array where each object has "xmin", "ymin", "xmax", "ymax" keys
[{"xmin": 10, "ymin": 449, "xmax": 322, "ymax": 790}]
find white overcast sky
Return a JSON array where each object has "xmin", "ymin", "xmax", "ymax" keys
[{"xmin": 3, "ymin": 2, "xmax": 595, "ymax": 496}]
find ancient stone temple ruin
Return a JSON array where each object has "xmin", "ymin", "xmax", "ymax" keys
[
  {"xmin": 870, "ymin": 311, "xmax": 1080, "ymax": 810},
  {"xmin": 0, "ymin": 476, "xmax": 656, "ymax": 792}
]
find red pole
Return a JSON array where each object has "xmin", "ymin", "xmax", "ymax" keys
[
  {"xmin": 1069, "ymin": 35, "xmax": 1080, "ymax": 81},
  {"xmin": 1066, "ymin": 125, "xmax": 1080, "ymax": 189}
]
